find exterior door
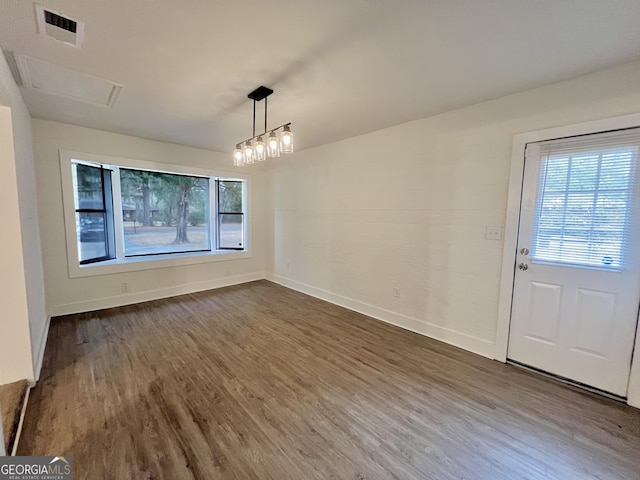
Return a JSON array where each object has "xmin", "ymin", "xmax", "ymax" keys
[{"xmin": 508, "ymin": 129, "xmax": 640, "ymax": 397}]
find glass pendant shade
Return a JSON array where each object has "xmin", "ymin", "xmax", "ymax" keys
[
  {"xmin": 280, "ymin": 125, "xmax": 294, "ymax": 154},
  {"xmin": 267, "ymin": 131, "xmax": 280, "ymax": 157},
  {"xmin": 233, "ymin": 145, "xmax": 244, "ymax": 166},
  {"xmin": 243, "ymin": 141, "xmax": 255, "ymax": 164},
  {"xmin": 255, "ymin": 136, "xmax": 266, "ymax": 161}
]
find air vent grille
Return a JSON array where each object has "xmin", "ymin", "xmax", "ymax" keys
[
  {"xmin": 44, "ymin": 10, "xmax": 77, "ymax": 33},
  {"xmin": 35, "ymin": 4, "xmax": 84, "ymax": 47}
]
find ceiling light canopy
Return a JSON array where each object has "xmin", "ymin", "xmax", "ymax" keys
[{"xmin": 233, "ymin": 86, "xmax": 293, "ymax": 166}]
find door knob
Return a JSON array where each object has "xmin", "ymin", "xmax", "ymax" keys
[{"xmin": 518, "ymin": 263, "xmax": 528, "ymax": 271}]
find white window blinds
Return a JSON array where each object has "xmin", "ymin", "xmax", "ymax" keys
[{"xmin": 530, "ymin": 127, "xmax": 640, "ymax": 270}]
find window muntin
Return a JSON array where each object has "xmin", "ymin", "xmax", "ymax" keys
[
  {"xmin": 531, "ymin": 146, "xmax": 637, "ymax": 269},
  {"xmin": 217, "ymin": 180, "xmax": 244, "ymax": 250},
  {"xmin": 72, "ymin": 164, "xmax": 115, "ymax": 264},
  {"xmin": 119, "ymin": 168, "xmax": 210, "ymax": 256}
]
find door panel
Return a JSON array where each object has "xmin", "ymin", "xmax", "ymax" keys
[
  {"xmin": 525, "ymin": 282, "xmax": 562, "ymax": 344},
  {"xmin": 508, "ymin": 131, "xmax": 640, "ymax": 397},
  {"xmin": 572, "ymin": 288, "xmax": 615, "ymax": 357}
]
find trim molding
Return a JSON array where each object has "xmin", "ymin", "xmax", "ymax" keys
[
  {"xmin": 266, "ymin": 273, "xmax": 496, "ymax": 359},
  {"xmin": 49, "ymin": 272, "xmax": 265, "ymax": 317},
  {"xmin": 33, "ymin": 316, "xmax": 51, "ymax": 381},
  {"xmin": 59, "ymin": 149, "xmax": 254, "ymax": 279},
  {"xmin": 11, "ymin": 387, "xmax": 30, "ymax": 456},
  {"xmin": 497, "ymin": 112, "xmax": 640, "ymax": 363},
  {"xmin": 497, "ymin": 113, "xmax": 640, "ymax": 408}
]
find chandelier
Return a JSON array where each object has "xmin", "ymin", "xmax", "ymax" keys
[{"xmin": 233, "ymin": 86, "xmax": 293, "ymax": 166}]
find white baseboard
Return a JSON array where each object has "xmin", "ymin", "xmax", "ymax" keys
[
  {"xmin": 266, "ymin": 273, "xmax": 496, "ymax": 359},
  {"xmin": 49, "ymin": 272, "xmax": 265, "ymax": 317},
  {"xmin": 33, "ymin": 316, "xmax": 51, "ymax": 382}
]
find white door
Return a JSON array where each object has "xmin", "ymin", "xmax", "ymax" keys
[{"xmin": 508, "ymin": 128, "xmax": 640, "ymax": 397}]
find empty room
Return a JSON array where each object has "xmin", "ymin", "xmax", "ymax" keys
[{"xmin": 1, "ymin": 1, "xmax": 640, "ymax": 479}]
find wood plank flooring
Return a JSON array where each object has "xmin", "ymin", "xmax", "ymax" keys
[
  {"xmin": 0, "ymin": 379, "xmax": 28, "ymax": 453},
  {"xmin": 18, "ymin": 281, "xmax": 640, "ymax": 479}
]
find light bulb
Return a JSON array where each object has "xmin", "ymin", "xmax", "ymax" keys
[
  {"xmin": 255, "ymin": 136, "xmax": 266, "ymax": 161},
  {"xmin": 267, "ymin": 131, "xmax": 280, "ymax": 157},
  {"xmin": 233, "ymin": 145, "xmax": 244, "ymax": 166},
  {"xmin": 280, "ymin": 125, "xmax": 293, "ymax": 154},
  {"xmin": 244, "ymin": 141, "xmax": 254, "ymax": 164}
]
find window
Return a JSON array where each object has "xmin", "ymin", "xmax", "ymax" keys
[
  {"xmin": 72, "ymin": 163, "xmax": 114, "ymax": 264},
  {"xmin": 120, "ymin": 168, "xmax": 210, "ymax": 256},
  {"xmin": 217, "ymin": 180, "xmax": 244, "ymax": 250},
  {"xmin": 531, "ymin": 128, "xmax": 639, "ymax": 269},
  {"xmin": 62, "ymin": 151, "xmax": 249, "ymax": 275}
]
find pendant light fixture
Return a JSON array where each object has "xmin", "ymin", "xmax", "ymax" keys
[{"xmin": 233, "ymin": 86, "xmax": 293, "ymax": 166}]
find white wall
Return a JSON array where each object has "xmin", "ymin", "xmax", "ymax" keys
[
  {"xmin": 0, "ymin": 51, "xmax": 46, "ymax": 383},
  {"xmin": 266, "ymin": 60, "xmax": 640, "ymax": 360},
  {"xmin": 0, "ymin": 107, "xmax": 34, "ymax": 384},
  {"xmin": 33, "ymin": 120, "xmax": 266, "ymax": 315}
]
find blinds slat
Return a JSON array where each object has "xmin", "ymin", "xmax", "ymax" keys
[{"xmin": 531, "ymin": 127, "xmax": 640, "ymax": 270}]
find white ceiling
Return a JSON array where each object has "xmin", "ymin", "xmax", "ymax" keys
[{"xmin": 1, "ymin": 0, "xmax": 639, "ymax": 154}]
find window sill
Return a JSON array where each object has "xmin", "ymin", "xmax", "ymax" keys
[{"xmin": 69, "ymin": 249, "xmax": 251, "ymax": 278}]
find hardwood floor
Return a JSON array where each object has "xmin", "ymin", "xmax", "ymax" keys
[
  {"xmin": 0, "ymin": 379, "xmax": 28, "ymax": 452},
  {"xmin": 19, "ymin": 281, "xmax": 640, "ymax": 479}
]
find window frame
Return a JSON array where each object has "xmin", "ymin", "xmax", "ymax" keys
[
  {"xmin": 118, "ymin": 166, "xmax": 213, "ymax": 258},
  {"xmin": 216, "ymin": 179, "xmax": 245, "ymax": 251},
  {"xmin": 73, "ymin": 164, "xmax": 116, "ymax": 264},
  {"xmin": 60, "ymin": 150, "xmax": 252, "ymax": 278}
]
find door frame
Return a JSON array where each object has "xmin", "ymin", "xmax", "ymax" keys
[{"xmin": 495, "ymin": 112, "xmax": 640, "ymax": 408}]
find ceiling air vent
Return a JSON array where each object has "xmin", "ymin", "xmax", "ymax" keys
[
  {"xmin": 44, "ymin": 10, "xmax": 77, "ymax": 33},
  {"xmin": 35, "ymin": 4, "xmax": 85, "ymax": 47}
]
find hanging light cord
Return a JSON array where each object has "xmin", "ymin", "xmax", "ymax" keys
[
  {"xmin": 239, "ymin": 95, "xmax": 290, "ymax": 144},
  {"xmin": 252, "ymin": 98, "xmax": 256, "ymax": 138}
]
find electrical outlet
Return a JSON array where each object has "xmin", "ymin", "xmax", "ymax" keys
[
  {"xmin": 393, "ymin": 287, "xmax": 400, "ymax": 298},
  {"xmin": 121, "ymin": 283, "xmax": 129, "ymax": 293},
  {"xmin": 485, "ymin": 226, "xmax": 503, "ymax": 241}
]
